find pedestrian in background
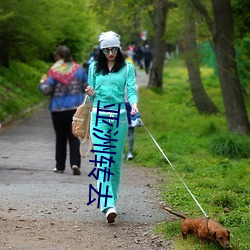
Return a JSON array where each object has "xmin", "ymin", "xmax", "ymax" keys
[
  {"xmin": 143, "ymin": 44, "xmax": 152, "ymax": 74},
  {"xmin": 86, "ymin": 31, "xmax": 138, "ymax": 223},
  {"xmin": 39, "ymin": 45, "xmax": 88, "ymax": 175},
  {"xmin": 134, "ymin": 44, "xmax": 144, "ymax": 69}
]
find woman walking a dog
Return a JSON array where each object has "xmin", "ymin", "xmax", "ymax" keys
[{"xmin": 85, "ymin": 31, "xmax": 138, "ymax": 223}]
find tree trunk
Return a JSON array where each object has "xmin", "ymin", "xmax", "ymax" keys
[
  {"xmin": 212, "ymin": 0, "xmax": 250, "ymax": 134},
  {"xmin": 184, "ymin": 4, "xmax": 218, "ymax": 114},
  {"xmin": 191, "ymin": 0, "xmax": 250, "ymax": 134},
  {"xmin": 147, "ymin": 0, "xmax": 169, "ymax": 90}
]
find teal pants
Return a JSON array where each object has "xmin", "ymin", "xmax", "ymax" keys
[{"xmin": 90, "ymin": 108, "xmax": 128, "ymax": 212}]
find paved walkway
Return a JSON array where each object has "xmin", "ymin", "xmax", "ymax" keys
[
  {"xmin": 135, "ymin": 68, "xmax": 149, "ymax": 88},
  {"xmin": 0, "ymin": 70, "xmax": 173, "ymax": 249},
  {"xmin": 0, "ymin": 106, "xmax": 164, "ymax": 222},
  {"xmin": 0, "ymin": 68, "xmax": 151, "ymax": 221}
]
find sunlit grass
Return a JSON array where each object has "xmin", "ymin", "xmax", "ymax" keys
[
  {"xmin": 1, "ymin": 57, "xmax": 249, "ymax": 249},
  {"xmin": 129, "ymin": 58, "xmax": 250, "ymax": 250},
  {"xmin": 0, "ymin": 60, "xmax": 49, "ymax": 122}
]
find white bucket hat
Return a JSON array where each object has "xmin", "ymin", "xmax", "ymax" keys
[{"xmin": 99, "ymin": 31, "xmax": 121, "ymax": 49}]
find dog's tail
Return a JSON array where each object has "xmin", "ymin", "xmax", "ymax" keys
[{"xmin": 161, "ymin": 206, "xmax": 187, "ymax": 220}]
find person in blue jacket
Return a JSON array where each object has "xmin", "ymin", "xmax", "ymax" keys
[
  {"xmin": 85, "ymin": 31, "xmax": 138, "ymax": 223},
  {"xmin": 39, "ymin": 45, "xmax": 88, "ymax": 175}
]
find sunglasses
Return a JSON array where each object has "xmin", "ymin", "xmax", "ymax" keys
[{"xmin": 102, "ymin": 47, "xmax": 119, "ymax": 55}]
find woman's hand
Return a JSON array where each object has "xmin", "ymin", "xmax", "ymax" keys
[
  {"xmin": 85, "ymin": 86, "xmax": 95, "ymax": 97},
  {"xmin": 131, "ymin": 103, "xmax": 138, "ymax": 116}
]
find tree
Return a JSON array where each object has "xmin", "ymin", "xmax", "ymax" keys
[
  {"xmin": 184, "ymin": 1, "xmax": 218, "ymax": 114},
  {"xmin": 0, "ymin": 0, "xmax": 98, "ymax": 66},
  {"xmin": 232, "ymin": 0, "xmax": 250, "ymax": 96},
  {"xmin": 90, "ymin": 0, "xmax": 155, "ymax": 47},
  {"xmin": 148, "ymin": 0, "xmax": 177, "ymax": 89},
  {"xmin": 191, "ymin": 0, "xmax": 250, "ymax": 134}
]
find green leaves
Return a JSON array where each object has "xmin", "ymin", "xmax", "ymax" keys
[
  {"xmin": 210, "ymin": 134, "xmax": 250, "ymax": 159},
  {"xmin": 0, "ymin": 0, "xmax": 99, "ymax": 66}
]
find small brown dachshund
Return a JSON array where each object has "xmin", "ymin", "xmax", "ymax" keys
[{"xmin": 162, "ymin": 207, "xmax": 231, "ymax": 249}]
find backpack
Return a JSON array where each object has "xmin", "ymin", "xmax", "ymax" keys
[{"xmin": 72, "ymin": 95, "xmax": 93, "ymax": 158}]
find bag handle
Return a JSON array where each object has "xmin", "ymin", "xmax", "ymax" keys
[
  {"xmin": 79, "ymin": 111, "xmax": 93, "ymax": 158},
  {"xmin": 79, "ymin": 96, "xmax": 92, "ymax": 158},
  {"xmin": 83, "ymin": 94, "xmax": 88, "ymax": 105},
  {"xmin": 79, "ymin": 137, "xmax": 93, "ymax": 158}
]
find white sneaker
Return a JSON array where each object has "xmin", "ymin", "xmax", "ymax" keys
[
  {"xmin": 127, "ymin": 152, "xmax": 133, "ymax": 160},
  {"xmin": 53, "ymin": 168, "xmax": 64, "ymax": 173},
  {"xmin": 106, "ymin": 208, "xmax": 117, "ymax": 223}
]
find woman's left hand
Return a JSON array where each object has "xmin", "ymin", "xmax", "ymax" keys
[
  {"xmin": 131, "ymin": 103, "xmax": 138, "ymax": 116},
  {"xmin": 85, "ymin": 86, "xmax": 96, "ymax": 97}
]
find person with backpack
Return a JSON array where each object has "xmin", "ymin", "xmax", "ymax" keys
[
  {"xmin": 39, "ymin": 45, "xmax": 88, "ymax": 175},
  {"xmin": 85, "ymin": 31, "xmax": 138, "ymax": 223}
]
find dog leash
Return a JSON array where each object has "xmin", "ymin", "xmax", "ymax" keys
[{"xmin": 139, "ymin": 118, "xmax": 209, "ymax": 218}]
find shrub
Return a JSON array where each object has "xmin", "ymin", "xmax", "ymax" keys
[
  {"xmin": 210, "ymin": 191, "xmax": 237, "ymax": 209},
  {"xmin": 210, "ymin": 135, "xmax": 250, "ymax": 159}
]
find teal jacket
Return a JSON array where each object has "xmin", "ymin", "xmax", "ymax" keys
[{"xmin": 87, "ymin": 62, "xmax": 138, "ymax": 109}]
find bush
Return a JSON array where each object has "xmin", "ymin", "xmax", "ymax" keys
[
  {"xmin": 0, "ymin": 60, "xmax": 49, "ymax": 123},
  {"xmin": 210, "ymin": 134, "xmax": 250, "ymax": 159},
  {"xmin": 210, "ymin": 191, "xmax": 237, "ymax": 209}
]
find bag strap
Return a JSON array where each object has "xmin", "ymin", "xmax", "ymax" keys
[
  {"xmin": 126, "ymin": 62, "xmax": 129, "ymax": 81},
  {"xmin": 91, "ymin": 61, "xmax": 95, "ymax": 89},
  {"xmin": 83, "ymin": 94, "xmax": 88, "ymax": 105},
  {"xmin": 126, "ymin": 62, "xmax": 129, "ymax": 88},
  {"xmin": 124, "ymin": 62, "xmax": 129, "ymax": 101}
]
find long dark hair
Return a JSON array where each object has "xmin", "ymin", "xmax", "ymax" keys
[{"xmin": 95, "ymin": 48, "xmax": 126, "ymax": 75}]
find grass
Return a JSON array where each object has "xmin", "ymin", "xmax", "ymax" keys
[
  {"xmin": 129, "ymin": 58, "xmax": 250, "ymax": 250},
  {"xmin": 1, "ymin": 57, "xmax": 249, "ymax": 249},
  {"xmin": 0, "ymin": 60, "xmax": 50, "ymax": 123}
]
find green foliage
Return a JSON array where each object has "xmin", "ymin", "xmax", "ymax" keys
[
  {"xmin": 165, "ymin": 2, "xmax": 184, "ymax": 44},
  {"xmin": 129, "ymin": 58, "xmax": 250, "ymax": 249},
  {"xmin": 0, "ymin": 0, "xmax": 100, "ymax": 66},
  {"xmin": 154, "ymin": 221, "xmax": 181, "ymax": 240},
  {"xmin": 210, "ymin": 191, "xmax": 238, "ymax": 209},
  {"xmin": 91, "ymin": 0, "xmax": 156, "ymax": 46},
  {"xmin": 165, "ymin": 0, "xmax": 213, "ymax": 45},
  {"xmin": 0, "ymin": 60, "xmax": 49, "ymax": 122},
  {"xmin": 232, "ymin": 0, "xmax": 250, "ymax": 39},
  {"xmin": 236, "ymin": 37, "xmax": 250, "ymax": 95}
]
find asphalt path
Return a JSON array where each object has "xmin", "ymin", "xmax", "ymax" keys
[
  {"xmin": 0, "ymin": 106, "xmax": 166, "ymax": 222},
  {"xmin": 0, "ymin": 69, "xmax": 172, "ymax": 249}
]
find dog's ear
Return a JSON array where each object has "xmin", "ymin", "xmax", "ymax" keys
[
  {"xmin": 213, "ymin": 231, "xmax": 217, "ymax": 240},
  {"xmin": 227, "ymin": 230, "xmax": 230, "ymax": 240}
]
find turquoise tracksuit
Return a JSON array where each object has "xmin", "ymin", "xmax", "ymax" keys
[{"xmin": 88, "ymin": 62, "xmax": 137, "ymax": 212}]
